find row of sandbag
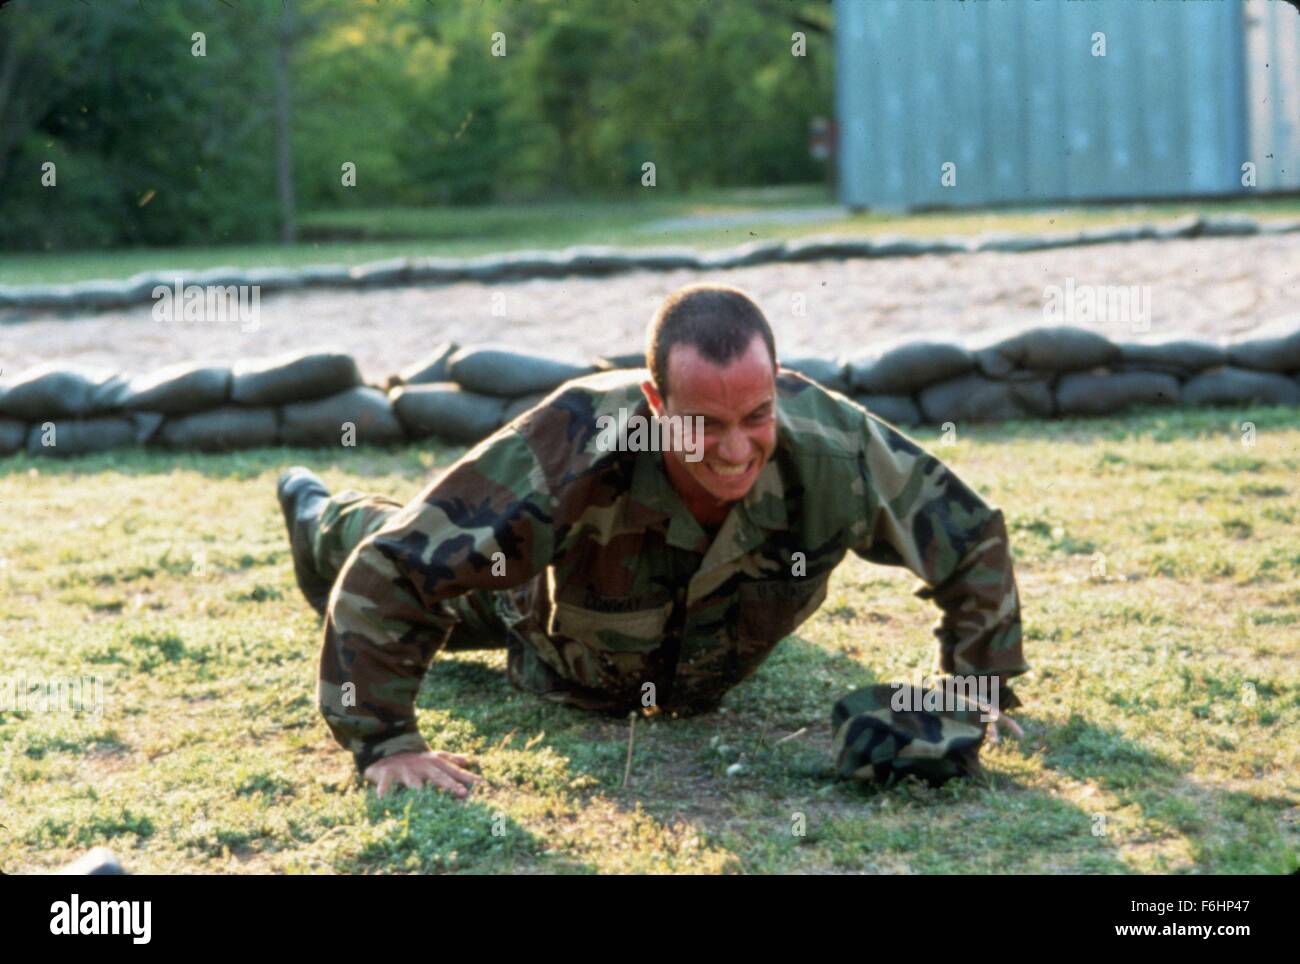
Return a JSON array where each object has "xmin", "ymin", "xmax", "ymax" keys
[
  {"xmin": 0, "ymin": 345, "xmax": 590, "ymax": 456},
  {"xmin": 2, "ymin": 324, "xmax": 1299, "ymax": 456},
  {"xmin": 775, "ymin": 322, "xmax": 1300, "ymax": 425},
  {"xmin": 2, "ymin": 363, "xmax": 1295, "ymax": 456},
  {"xmin": 0, "ymin": 384, "xmax": 526, "ymax": 456},
  {"xmin": 0, "ymin": 344, "xmax": 592, "ymax": 420},
  {"xmin": 3, "ymin": 214, "xmax": 1296, "ymax": 313}
]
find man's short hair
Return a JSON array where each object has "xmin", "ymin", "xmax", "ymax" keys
[{"xmin": 646, "ymin": 283, "xmax": 777, "ymax": 398}]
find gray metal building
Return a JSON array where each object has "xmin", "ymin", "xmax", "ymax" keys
[{"xmin": 833, "ymin": 0, "xmax": 1299, "ymax": 208}]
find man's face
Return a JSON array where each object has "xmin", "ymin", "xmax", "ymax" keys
[{"xmin": 643, "ymin": 334, "xmax": 778, "ymax": 509}]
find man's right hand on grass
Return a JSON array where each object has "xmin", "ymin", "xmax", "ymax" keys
[{"xmin": 363, "ymin": 750, "xmax": 485, "ymax": 799}]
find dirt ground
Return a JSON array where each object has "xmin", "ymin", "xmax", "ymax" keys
[{"xmin": 7, "ymin": 233, "xmax": 1296, "ymax": 381}]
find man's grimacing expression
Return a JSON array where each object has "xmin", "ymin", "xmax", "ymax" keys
[{"xmin": 642, "ymin": 333, "xmax": 779, "ymax": 517}]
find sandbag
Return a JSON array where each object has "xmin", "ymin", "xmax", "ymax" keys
[
  {"xmin": 65, "ymin": 280, "xmax": 141, "ymax": 311},
  {"xmin": 0, "ymin": 418, "xmax": 27, "ymax": 454},
  {"xmin": 158, "ymin": 406, "xmax": 279, "ymax": 451},
  {"xmin": 280, "ymin": 387, "xmax": 406, "ymax": 447},
  {"xmin": 855, "ymin": 394, "xmax": 922, "ymax": 427},
  {"xmin": 1152, "ymin": 214, "xmax": 1204, "ymax": 240},
  {"xmin": 123, "ymin": 270, "xmax": 175, "ymax": 296},
  {"xmin": 230, "ymin": 351, "xmax": 362, "ymax": 405},
  {"xmin": 560, "ymin": 246, "xmax": 638, "ymax": 275},
  {"xmin": 475, "ymin": 250, "xmax": 569, "ymax": 280},
  {"xmin": 455, "ymin": 255, "xmax": 514, "ymax": 282},
  {"xmin": 243, "ymin": 267, "xmax": 305, "ymax": 290},
  {"xmin": 1074, "ymin": 224, "xmax": 1151, "ymax": 246},
  {"xmin": 117, "ymin": 363, "xmax": 232, "ymax": 415},
  {"xmin": 24, "ymin": 417, "xmax": 138, "ymax": 457},
  {"xmin": 446, "ymin": 346, "xmax": 594, "ymax": 397},
  {"xmin": 1259, "ymin": 218, "xmax": 1300, "ymax": 235},
  {"xmin": 851, "ymin": 341, "xmax": 974, "ymax": 394},
  {"xmin": 1116, "ymin": 339, "xmax": 1227, "ymax": 375},
  {"xmin": 972, "ymin": 232, "xmax": 1065, "ymax": 253},
  {"xmin": 1200, "ymin": 215, "xmax": 1259, "ymax": 238},
  {"xmin": 410, "ymin": 256, "xmax": 477, "ymax": 283},
  {"xmin": 1055, "ymin": 371, "xmax": 1180, "ymax": 416},
  {"xmin": 0, "ymin": 363, "xmax": 125, "ymax": 419},
  {"xmin": 129, "ymin": 412, "xmax": 165, "ymax": 445},
  {"xmin": 626, "ymin": 248, "xmax": 700, "ymax": 271},
  {"xmin": 89, "ymin": 374, "xmax": 134, "ymax": 411},
  {"xmin": 503, "ymin": 392, "xmax": 550, "ymax": 424},
  {"xmin": 390, "ymin": 383, "xmax": 506, "ymax": 443},
  {"xmin": 12, "ymin": 285, "xmax": 80, "ymax": 310},
  {"xmin": 296, "ymin": 264, "xmax": 352, "ymax": 287},
  {"xmin": 781, "ymin": 357, "xmax": 849, "ymax": 392},
  {"xmin": 1181, "ymin": 368, "xmax": 1300, "ymax": 407},
  {"xmin": 697, "ymin": 240, "xmax": 786, "ymax": 269},
  {"xmin": 396, "ymin": 342, "xmax": 459, "ymax": 386},
  {"xmin": 1, "ymin": 285, "xmax": 56, "ymax": 310},
  {"xmin": 972, "ymin": 326, "xmax": 1119, "ymax": 377},
  {"xmin": 349, "ymin": 258, "xmax": 410, "ymax": 286},
  {"xmin": 975, "ymin": 230, "xmax": 1087, "ymax": 253},
  {"xmin": 780, "ymin": 236, "xmax": 875, "ymax": 262},
  {"xmin": 594, "ymin": 352, "xmax": 646, "ymax": 371},
  {"xmin": 1227, "ymin": 319, "xmax": 1300, "ymax": 373},
  {"xmin": 869, "ymin": 235, "xmax": 965, "ymax": 257},
  {"xmin": 919, "ymin": 373, "xmax": 1054, "ymax": 423},
  {"xmin": 187, "ymin": 267, "xmax": 249, "ymax": 288}
]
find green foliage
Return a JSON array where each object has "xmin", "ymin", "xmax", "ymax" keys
[
  {"xmin": 0, "ymin": 0, "xmax": 281, "ymax": 250},
  {"xmin": 0, "ymin": 0, "xmax": 834, "ymax": 251}
]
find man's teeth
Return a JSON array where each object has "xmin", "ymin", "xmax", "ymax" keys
[{"xmin": 709, "ymin": 461, "xmax": 749, "ymax": 477}]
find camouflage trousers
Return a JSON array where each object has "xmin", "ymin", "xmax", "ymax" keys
[
  {"xmin": 311, "ymin": 489, "xmax": 518, "ymax": 654},
  {"xmin": 309, "ymin": 489, "xmax": 631, "ymax": 713}
]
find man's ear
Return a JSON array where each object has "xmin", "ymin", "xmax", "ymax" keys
[{"xmin": 641, "ymin": 378, "xmax": 666, "ymax": 417}]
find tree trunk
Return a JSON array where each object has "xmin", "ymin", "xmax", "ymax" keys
[{"xmin": 274, "ymin": 5, "xmax": 297, "ymax": 244}]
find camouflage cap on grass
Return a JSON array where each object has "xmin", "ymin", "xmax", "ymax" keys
[{"xmin": 831, "ymin": 683, "xmax": 993, "ymax": 787}]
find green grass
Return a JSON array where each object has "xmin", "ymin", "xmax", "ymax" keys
[
  {"xmin": 4, "ymin": 186, "xmax": 1299, "ymax": 285},
  {"xmin": 1, "ymin": 404, "xmax": 1298, "ymax": 874}
]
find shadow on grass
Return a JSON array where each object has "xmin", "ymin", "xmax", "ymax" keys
[
  {"xmin": 405, "ymin": 633, "xmax": 1300, "ymax": 872},
  {"xmin": 389, "ymin": 637, "xmax": 1163, "ymax": 873},
  {"xmin": 1036, "ymin": 714, "xmax": 1299, "ymax": 874}
]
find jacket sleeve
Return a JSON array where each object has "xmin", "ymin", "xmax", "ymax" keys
[
  {"xmin": 849, "ymin": 413, "xmax": 1028, "ymax": 708},
  {"xmin": 318, "ymin": 427, "xmax": 558, "ymax": 773}
]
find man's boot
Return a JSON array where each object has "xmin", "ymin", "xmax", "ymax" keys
[{"xmin": 276, "ymin": 466, "xmax": 334, "ymax": 615}]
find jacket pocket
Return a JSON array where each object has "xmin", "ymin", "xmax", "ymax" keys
[
  {"xmin": 549, "ymin": 592, "xmax": 672, "ymax": 652},
  {"xmin": 735, "ymin": 575, "xmax": 829, "ymax": 642}
]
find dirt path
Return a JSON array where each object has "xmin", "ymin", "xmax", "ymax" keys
[{"xmin": 7, "ymin": 233, "xmax": 1296, "ymax": 381}]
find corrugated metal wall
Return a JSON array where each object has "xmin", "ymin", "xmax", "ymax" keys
[
  {"xmin": 1245, "ymin": 0, "xmax": 1300, "ymax": 190},
  {"xmin": 834, "ymin": 0, "xmax": 1296, "ymax": 209}
]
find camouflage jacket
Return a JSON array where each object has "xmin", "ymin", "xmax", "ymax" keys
[{"xmin": 319, "ymin": 368, "xmax": 1028, "ymax": 772}]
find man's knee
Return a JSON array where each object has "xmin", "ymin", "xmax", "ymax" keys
[
  {"xmin": 314, "ymin": 492, "xmax": 404, "ymax": 583},
  {"xmin": 441, "ymin": 590, "xmax": 513, "ymax": 652}
]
